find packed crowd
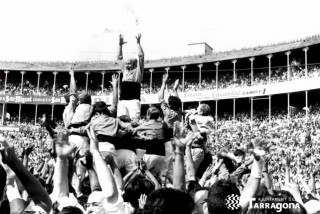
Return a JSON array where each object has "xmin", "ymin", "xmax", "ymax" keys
[
  {"xmin": 1, "ymin": 34, "xmax": 320, "ymax": 214},
  {"xmin": 1, "ymin": 63, "xmax": 320, "ymax": 97}
]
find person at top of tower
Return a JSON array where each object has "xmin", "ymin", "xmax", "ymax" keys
[{"xmin": 117, "ymin": 33, "xmax": 144, "ymax": 122}]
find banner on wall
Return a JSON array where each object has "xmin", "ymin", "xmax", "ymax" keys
[
  {"xmin": 0, "ymin": 95, "xmax": 66, "ymax": 105},
  {"xmin": 0, "ymin": 126, "xmax": 19, "ymax": 131}
]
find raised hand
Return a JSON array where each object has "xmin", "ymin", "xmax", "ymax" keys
[
  {"xmin": 86, "ymin": 126, "xmax": 99, "ymax": 153},
  {"xmin": 109, "ymin": 74, "xmax": 119, "ymax": 87},
  {"xmin": 25, "ymin": 144, "xmax": 35, "ymax": 156},
  {"xmin": 138, "ymin": 194, "xmax": 147, "ymax": 209},
  {"xmin": 0, "ymin": 136, "xmax": 16, "ymax": 165},
  {"xmin": 202, "ymin": 164, "xmax": 214, "ymax": 180},
  {"xmin": 136, "ymin": 33, "xmax": 142, "ymax": 44},
  {"xmin": 172, "ymin": 128, "xmax": 196, "ymax": 152},
  {"xmin": 54, "ymin": 131, "xmax": 75, "ymax": 158},
  {"xmin": 0, "ymin": 146, "xmax": 17, "ymax": 165},
  {"xmin": 139, "ymin": 158, "xmax": 147, "ymax": 172},
  {"xmin": 162, "ymin": 73, "xmax": 169, "ymax": 84},
  {"xmin": 69, "ymin": 65, "xmax": 75, "ymax": 76},
  {"xmin": 80, "ymin": 150, "xmax": 93, "ymax": 169},
  {"xmin": 18, "ymin": 147, "xmax": 25, "ymax": 158},
  {"xmin": 173, "ymin": 79, "xmax": 180, "ymax": 90},
  {"xmin": 119, "ymin": 34, "xmax": 127, "ymax": 46},
  {"xmin": 103, "ymin": 151, "xmax": 116, "ymax": 167}
]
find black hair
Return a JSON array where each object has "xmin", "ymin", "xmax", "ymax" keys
[
  {"xmin": 198, "ymin": 104, "xmax": 211, "ymax": 116},
  {"xmin": 207, "ymin": 179, "xmax": 241, "ymax": 214},
  {"xmin": 64, "ymin": 94, "xmax": 70, "ymax": 105},
  {"xmin": 58, "ymin": 206, "xmax": 83, "ymax": 214},
  {"xmin": 168, "ymin": 96, "xmax": 182, "ymax": 112},
  {"xmin": 93, "ymin": 101, "xmax": 110, "ymax": 116},
  {"xmin": 147, "ymin": 106, "xmax": 160, "ymax": 120},
  {"xmin": 189, "ymin": 186, "xmax": 209, "ymax": 199},
  {"xmin": 186, "ymin": 180, "xmax": 201, "ymax": 194},
  {"xmin": 119, "ymin": 115, "xmax": 132, "ymax": 122},
  {"xmin": 234, "ymin": 149, "xmax": 245, "ymax": 157},
  {"xmin": 79, "ymin": 176, "xmax": 92, "ymax": 196},
  {"xmin": 188, "ymin": 104, "xmax": 198, "ymax": 110},
  {"xmin": 0, "ymin": 199, "xmax": 9, "ymax": 214},
  {"xmin": 142, "ymin": 188, "xmax": 194, "ymax": 214},
  {"xmin": 150, "ymin": 104, "xmax": 164, "ymax": 119},
  {"xmin": 123, "ymin": 174, "xmax": 155, "ymax": 208}
]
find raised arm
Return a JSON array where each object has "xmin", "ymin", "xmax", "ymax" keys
[
  {"xmin": 63, "ymin": 67, "xmax": 77, "ymax": 128},
  {"xmin": 172, "ymin": 125, "xmax": 195, "ymax": 191},
  {"xmin": 283, "ymin": 152, "xmax": 290, "ymax": 186},
  {"xmin": 185, "ymin": 133, "xmax": 197, "ymax": 181},
  {"xmin": 69, "ymin": 66, "xmax": 77, "ymax": 95},
  {"xmin": 172, "ymin": 137, "xmax": 186, "ymax": 191},
  {"xmin": 51, "ymin": 132, "xmax": 75, "ymax": 202},
  {"xmin": 104, "ymin": 152, "xmax": 124, "ymax": 192},
  {"xmin": 22, "ymin": 144, "xmax": 34, "ymax": 169},
  {"xmin": 158, "ymin": 73, "xmax": 168, "ymax": 103},
  {"xmin": 80, "ymin": 151, "xmax": 101, "ymax": 192},
  {"xmin": 171, "ymin": 79, "xmax": 180, "ymax": 98},
  {"xmin": 0, "ymin": 164, "xmax": 6, "ymax": 202},
  {"xmin": 262, "ymin": 159, "xmax": 274, "ymax": 195},
  {"xmin": 108, "ymin": 74, "xmax": 119, "ymax": 117},
  {"xmin": 117, "ymin": 34, "xmax": 126, "ymax": 61},
  {"xmin": 87, "ymin": 127, "xmax": 119, "ymax": 204},
  {"xmin": 309, "ymin": 167, "xmax": 319, "ymax": 194},
  {"xmin": 0, "ymin": 138, "xmax": 52, "ymax": 213},
  {"xmin": 240, "ymin": 149, "xmax": 265, "ymax": 212},
  {"xmin": 136, "ymin": 33, "xmax": 144, "ymax": 58},
  {"xmin": 188, "ymin": 113, "xmax": 200, "ymax": 133}
]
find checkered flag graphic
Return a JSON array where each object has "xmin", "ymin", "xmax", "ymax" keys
[{"xmin": 225, "ymin": 194, "xmax": 240, "ymax": 210}]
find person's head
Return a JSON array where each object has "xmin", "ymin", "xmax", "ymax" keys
[
  {"xmin": 123, "ymin": 174, "xmax": 155, "ymax": 208},
  {"xmin": 197, "ymin": 104, "xmax": 211, "ymax": 116},
  {"xmin": 58, "ymin": 206, "xmax": 83, "ymax": 214},
  {"xmin": 168, "ymin": 96, "xmax": 182, "ymax": 112},
  {"xmin": 206, "ymin": 179, "xmax": 241, "ymax": 214},
  {"xmin": 193, "ymin": 132, "xmax": 207, "ymax": 147},
  {"xmin": 93, "ymin": 101, "xmax": 110, "ymax": 116},
  {"xmin": 0, "ymin": 199, "xmax": 9, "ymax": 214},
  {"xmin": 234, "ymin": 149, "xmax": 246, "ymax": 163},
  {"xmin": 147, "ymin": 106, "xmax": 160, "ymax": 120},
  {"xmin": 118, "ymin": 115, "xmax": 132, "ymax": 122},
  {"xmin": 85, "ymin": 191, "xmax": 105, "ymax": 214},
  {"xmin": 64, "ymin": 94, "xmax": 70, "ymax": 105},
  {"xmin": 190, "ymin": 187, "xmax": 209, "ymax": 214},
  {"xmin": 143, "ymin": 188, "xmax": 194, "ymax": 214},
  {"xmin": 78, "ymin": 92, "xmax": 91, "ymax": 105},
  {"xmin": 79, "ymin": 176, "xmax": 92, "ymax": 196},
  {"xmin": 125, "ymin": 58, "xmax": 138, "ymax": 70},
  {"xmin": 186, "ymin": 180, "xmax": 201, "ymax": 194}
]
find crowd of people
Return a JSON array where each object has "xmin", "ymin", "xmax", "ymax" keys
[
  {"xmin": 0, "ymin": 34, "xmax": 320, "ymax": 214},
  {"xmin": 1, "ymin": 63, "xmax": 320, "ymax": 98}
]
